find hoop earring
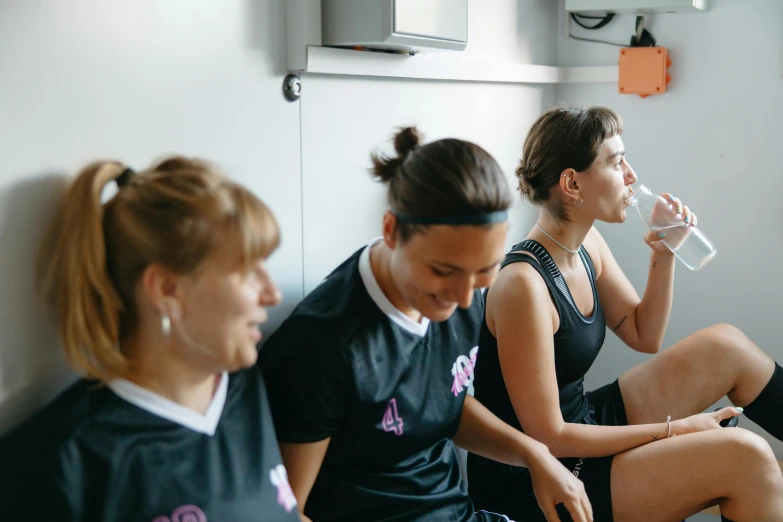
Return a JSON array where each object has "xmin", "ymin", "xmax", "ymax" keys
[
  {"xmin": 161, "ymin": 314, "xmax": 171, "ymax": 339},
  {"xmin": 575, "ymin": 198, "xmax": 584, "ymax": 207}
]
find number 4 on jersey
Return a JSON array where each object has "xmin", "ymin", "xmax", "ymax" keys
[{"xmin": 381, "ymin": 398, "xmax": 404, "ymax": 436}]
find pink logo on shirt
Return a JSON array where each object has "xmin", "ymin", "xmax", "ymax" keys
[
  {"xmin": 451, "ymin": 346, "xmax": 479, "ymax": 396},
  {"xmin": 152, "ymin": 505, "xmax": 207, "ymax": 522},
  {"xmin": 270, "ymin": 464, "xmax": 298, "ymax": 513}
]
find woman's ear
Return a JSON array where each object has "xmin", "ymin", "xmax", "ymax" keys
[
  {"xmin": 141, "ymin": 264, "xmax": 184, "ymax": 319},
  {"xmin": 559, "ymin": 169, "xmax": 582, "ymax": 205},
  {"xmin": 382, "ymin": 210, "xmax": 399, "ymax": 250}
]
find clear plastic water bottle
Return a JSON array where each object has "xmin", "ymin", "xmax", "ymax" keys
[{"xmin": 627, "ymin": 185, "xmax": 717, "ymax": 271}]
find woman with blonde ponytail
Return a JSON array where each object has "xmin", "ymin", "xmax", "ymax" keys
[{"xmin": 0, "ymin": 157, "xmax": 300, "ymax": 521}]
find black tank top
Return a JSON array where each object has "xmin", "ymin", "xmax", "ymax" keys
[{"xmin": 468, "ymin": 240, "xmax": 606, "ymax": 485}]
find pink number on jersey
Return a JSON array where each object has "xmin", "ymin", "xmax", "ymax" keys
[
  {"xmin": 152, "ymin": 505, "xmax": 207, "ymax": 522},
  {"xmin": 381, "ymin": 398, "xmax": 404, "ymax": 436}
]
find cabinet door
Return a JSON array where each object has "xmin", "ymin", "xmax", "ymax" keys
[{"xmin": 393, "ymin": 0, "xmax": 468, "ymax": 42}]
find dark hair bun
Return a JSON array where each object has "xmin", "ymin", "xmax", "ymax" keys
[
  {"xmin": 370, "ymin": 126, "xmax": 423, "ymax": 183},
  {"xmin": 515, "ymin": 163, "xmax": 546, "ymax": 204},
  {"xmin": 393, "ymin": 127, "xmax": 422, "ymax": 158}
]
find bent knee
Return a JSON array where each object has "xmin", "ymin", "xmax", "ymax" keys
[
  {"xmin": 702, "ymin": 323, "xmax": 746, "ymax": 342},
  {"xmin": 698, "ymin": 323, "xmax": 751, "ymax": 353},
  {"xmin": 726, "ymin": 430, "xmax": 783, "ymax": 500},
  {"xmin": 708, "ymin": 323, "xmax": 741, "ymax": 335},
  {"xmin": 720, "ymin": 428, "xmax": 776, "ymax": 464}
]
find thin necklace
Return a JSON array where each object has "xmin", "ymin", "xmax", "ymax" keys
[{"xmin": 535, "ymin": 221, "xmax": 581, "ymax": 255}]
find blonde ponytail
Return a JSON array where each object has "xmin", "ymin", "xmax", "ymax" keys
[{"xmin": 38, "ymin": 162, "xmax": 130, "ymax": 381}]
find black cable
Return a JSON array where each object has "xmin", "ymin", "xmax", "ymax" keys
[
  {"xmin": 568, "ymin": 12, "xmax": 625, "ymax": 47},
  {"xmin": 568, "ymin": 12, "xmax": 657, "ymax": 48},
  {"xmin": 570, "ymin": 12, "xmax": 615, "ymax": 30},
  {"xmin": 571, "ymin": 13, "xmax": 612, "ymax": 19},
  {"xmin": 568, "ymin": 32, "xmax": 627, "ymax": 47},
  {"xmin": 629, "ymin": 15, "xmax": 657, "ymax": 47}
]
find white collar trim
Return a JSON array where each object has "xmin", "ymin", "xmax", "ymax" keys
[
  {"xmin": 108, "ymin": 371, "xmax": 229, "ymax": 436},
  {"xmin": 358, "ymin": 237, "xmax": 429, "ymax": 337}
]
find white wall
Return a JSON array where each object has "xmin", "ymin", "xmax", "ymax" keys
[
  {"xmin": 461, "ymin": 0, "xmax": 558, "ymax": 64},
  {"xmin": 300, "ymin": 0, "xmax": 558, "ymax": 291},
  {"xmin": 555, "ymin": 0, "xmax": 783, "ymax": 455},
  {"xmin": 0, "ymin": 0, "xmax": 303, "ymax": 433},
  {"xmin": 0, "ymin": 0, "xmax": 559, "ymax": 435},
  {"xmin": 300, "ymin": 77, "xmax": 553, "ymax": 291}
]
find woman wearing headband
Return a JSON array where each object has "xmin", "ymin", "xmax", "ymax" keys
[
  {"xmin": 0, "ymin": 158, "xmax": 298, "ymax": 521},
  {"xmin": 261, "ymin": 128, "xmax": 593, "ymax": 522}
]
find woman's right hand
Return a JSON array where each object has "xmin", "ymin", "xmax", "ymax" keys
[
  {"xmin": 527, "ymin": 443, "xmax": 593, "ymax": 522},
  {"xmin": 672, "ymin": 407, "xmax": 742, "ymax": 436},
  {"xmin": 644, "ymin": 192, "xmax": 697, "ymax": 254}
]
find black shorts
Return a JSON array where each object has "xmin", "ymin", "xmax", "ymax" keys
[{"xmin": 470, "ymin": 380, "xmax": 627, "ymax": 522}]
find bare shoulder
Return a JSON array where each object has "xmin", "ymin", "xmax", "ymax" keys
[
  {"xmin": 486, "ymin": 255, "xmax": 556, "ymax": 336},
  {"xmin": 487, "ymin": 257, "xmax": 550, "ymax": 309},
  {"xmin": 584, "ymin": 226, "xmax": 610, "ymax": 277}
]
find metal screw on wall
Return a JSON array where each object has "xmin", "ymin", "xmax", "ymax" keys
[{"xmin": 283, "ymin": 74, "xmax": 302, "ymax": 102}]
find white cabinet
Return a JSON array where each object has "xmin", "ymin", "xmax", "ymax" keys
[
  {"xmin": 565, "ymin": 0, "xmax": 708, "ymax": 14},
  {"xmin": 322, "ymin": 0, "xmax": 468, "ymax": 53}
]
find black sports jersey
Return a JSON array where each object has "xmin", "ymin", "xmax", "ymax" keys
[
  {"xmin": 0, "ymin": 367, "xmax": 299, "ymax": 522},
  {"xmin": 261, "ymin": 239, "xmax": 510, "ymax": 522},
  {"xmin": 469, "ymin": 240, "xmax": 606, "ymax": 489}
]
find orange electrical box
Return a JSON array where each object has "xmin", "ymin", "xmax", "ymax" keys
[{"xmin": 618, "ymin": 47, "xmax": 671, "ymax": 98}]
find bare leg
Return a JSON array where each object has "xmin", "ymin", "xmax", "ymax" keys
[
  {"xmin": 611, "ymin": 428, "xmax": 783, "ymax": 521},
  {"xmin": 618, "ymin": 324, "xmax": 775, "ymax": 424}
]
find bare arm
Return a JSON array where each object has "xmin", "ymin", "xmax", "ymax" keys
[
  {"xmin": 589, "ymin": 226, "xmax": 675, "ymax": 354},
  {"xmin": 490, "ymin": 262, "xmax": 672, "ymax": 458},
  {"xmin": 455, "ymin": 395, "xmax": 593, "ymax": 522},
  {"xmin": 279, "ymin": 439, "xmax": 331, "ymax": 522},
  {"xmin": 454, "ymin": 394, "xmax": 549, "ymax": 467}
]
